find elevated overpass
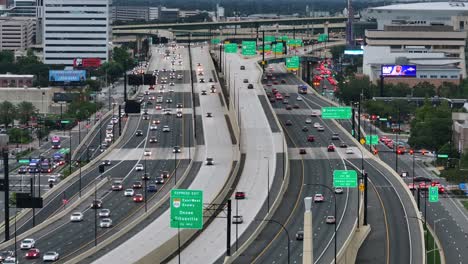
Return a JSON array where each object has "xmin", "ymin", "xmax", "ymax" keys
[{"xmin": 112, "ymin": 16, "xmax": 347, "ymax": 32}]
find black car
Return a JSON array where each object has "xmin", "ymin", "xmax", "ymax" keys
[
  {"xmin": 147, "ymin": 184, "xmax": 158, "ymax": 192},
  {"xmin": 248, "ymin": 84, "xmax": 254, "ymax": 89},
  {"xmin": 199, "ymin": 78, "xmax": 205, "ymax": 83},
  {"xmin": 240, "ymin": 66, "xmax": 245, "ymax": 70},
  {"xmin": 176, "ymin": 103, "xmax": 183, "ymax": 108},
  {"xmin": 285, "ymin": 120, "xmax": 293, "ymax": 126},
  {"xmin": 243, "ymin": 79, "xmax": 248, "ymax": 83},
  {"xmin": 132, "ymin": 181, "xmax": 143, "ymax": 189},
  {"xmin": 209, "ymin": 78, "xmax": 213, "ymax": 82},
  {"xmin": 302, "ymin": 126, "xmax": 309, "ymax": 132},
  {"xmin": 340, "ymin": 142, "xmax": 347, "ymax": 148},
  {"xmin": 91, "ymin": 199, "xmax": 103, "ymax": 209},
  {"xmin": 135, "ymin": 130, "xmax": 143, "ymax": 136},
  {"xmin": 141, "ymin": 173, "xmax": 150, "ymax": 181},
  {"xmin": 161, "ymin": 171, "xmax": 169, "ymax": 178},
  {"xmin": 18, "ymin": 166, "xmax": 28, "ymax": 174},
  {"xmin": 102, "ymin": 160, "xmax": 111, "ymax": 166},
  {"xmin": 331, "ymin": 133, "xmax": 340, "ymax": 140},
  {"xmin": 201, "ymin": 90, "xmax": 207, "ymax": 95},
  {"xmin": 149, "ymin": 137, "xmax": 158, "ymax": 143}
]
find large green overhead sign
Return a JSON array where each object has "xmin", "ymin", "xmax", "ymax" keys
[
  {"xmin": 318, "ymin": 34, "xmax": 328, "ymax": 42},
  {"xmin": 333, "ymin": 170, "xmax": 358, "ymax": 188},
  {"xmin": 287, "ymin": 39, "xmax": 303, "ymax": 47},
  {"xmin": 265, "ymin": 36, "xmax": 276, "ymax": 42},
  {"xmin": 224, "ymin": 43, "xmax": 238, "ymax": 53},
  {"xmin": 273, "ymin": 43, "xmax": 283, "ymax": 54},
  {"xmin": 241, "ymin": 41, "xmax": 256, "ymax": 56},
  {"xmin": 211, "ymin": 38, "xmax": 221, "ymax": 44},
  {"xmin": 286, "ymin": 56, "xmax": 300, "ymax": 70},
  {"xmin": 365, "ymin": 135, "xmax": 379, "ymax": 145},
  {"xmin": 321, "ymin": 107, "xmax": 352, "ymax": 119},
  {"xmin": 258, "ymin": 44, "xmax": 271, "ymax": 52},
  {"xmin": 170, "ymin": 189, "xmax": 203, "ymax": 229}
]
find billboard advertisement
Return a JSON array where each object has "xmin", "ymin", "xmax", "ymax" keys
[
  {"xmin": 49, "ymin": 70, "xmax": 86, "ymax": 82},
  {"xmin": 381, "ymin": 65, "xmax": 417, "ymax": 77},
  {"xmin": 73, "ymin": 58, "xmax": 101, "ymax": 68}
]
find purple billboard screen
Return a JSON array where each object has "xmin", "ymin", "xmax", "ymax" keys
[{"xmin": 381, "ymin": 65, "xmax": 416, "ymax": 77}]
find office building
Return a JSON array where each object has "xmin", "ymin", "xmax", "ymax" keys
[
  {"xmin": 42, "ymin": 0, "xmax": 111, "ymax": 65},
  {"xmin": 363, "ymin": 25, "xmax": 466, "ymax": 86},
  {"xmin": 0, "ymin": 73, "xmax": 34, "ymax": 87},
  {"xmin": 0, "ymin": 17, "xmax": 35, "ymax": 51},
  {"xmin": 453, "ymin": 111, "xmax": 468, "ymax": 154},
  {"xmin": 112, "ymin": 6, "xmax": 148, "ymax": 22},
  {"xmin": 9, "ymin": 0, "xmax": 38, "ymax": 17},
  {"xmin": 149, "ymin": 7, "xmax": 158, "ymax": 20},
  {"xmin": 364, "ymin": 2, "xmax": 468, "ymax": 30},
  {"xmin": 158, "ymin": 6, "xmax": 179, "ymax": 22}
]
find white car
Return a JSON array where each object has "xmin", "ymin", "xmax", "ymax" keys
[
  {"xmin": 3, "ymin": 257, "xmax": 16, "ymax": 264},
  {"xmin": 43, "ymin": 251, "xmax": 60, "ymax": 262},
  {"xmin": 104, "ymin": 137, "xmax": 112, "ymax": 143},
  {"xmin": 317, "ymin": 126, "xmax": 325, "ymax": 131},
  {"xmin": 135, "ymin": 164, "xmax": 144, "ymax": 171},
  {"xmin": 124, "ymin": 189, "xmax": 135, "ymax": 197},
  {"xmin": 297, "ymin": 96, "xmax": 303, "ymax": 101},
  {"xmin": 162, "ymin": 125, "xmax": 171, "ymax": 132},
  {"xmin": 20, "ymin": 238, "xmax": 35, "ymax": 249},
  {"xmin": 99, "ymin": 218, "xmax": 112, "ymax": 228},
  {"xmin": 176, "ymin": 112, "xmax": 183, "ymax": 118},
  {"xmin": 233, "ymin": 215, "xmax": 243, "ymax": 224},
  {"xmin": 305, "ymin": 118, "xmax": 312, "ymax": 124},
  {"xmin": 99, "ymin": 209, "xmax": 111, "ymax": 217},
  {"xmin": 150, "ymin": 125, "xmax": 158, "ymax": 131},
  {"xmin": 345, "ymin": 148, "xmax": 354, "ymax": 154},
  {"xmin": 313, "ymin": 122, "xmax": 320, "ymax": 128},
  {"xmin": 313, "ymin": 194, "xmax": 324, "ymax": 202},
  {"xmin": 48, "ymin": 176, "xmax": 57, "ymax": 184},
  {"xmin": 311, "ymin": 110, "xmax": 321, "ymax": 117},
  {"xmin": 70, "ymin": 212, "xmax": 83, "ymax": 222},
  {"xmin": 335, "ymin": 187, "xmax": 344, "ymax": 194},
  {"xmin": 144, "ymin": 149, "xmax": 151, "ymax": 156}
]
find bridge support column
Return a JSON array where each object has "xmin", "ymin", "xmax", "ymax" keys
[
  {"xmin": 324, "ymin": 21, "xmax": 329, "ymax": 36},
  {"xmin": 136, "ymin": 35, "xmax": 143, "ymax": 58},
  {"xmin": 303, "ymin": 197, "xmax": 313, "ymax": 263}
]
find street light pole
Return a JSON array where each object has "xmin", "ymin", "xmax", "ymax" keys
[
  {"xmin": 255, "ymin": 219, "xmax": 290, "ymax": 264},
  {"xmin": 264, "ymin": 157, "xmax": 270, "ymax": 213}
]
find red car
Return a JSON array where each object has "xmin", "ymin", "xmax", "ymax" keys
[
  {"xmin": 307, "ymin": 135, "xmax": 315, "ymax": 142},
  {"xmin": 431, "ymin": 181, "xmax": 445, "ymax": 193},
  {"xmin": 133, "ymin": 194, "xmax": 144, "ymax": 202},
  {"xmin": 418, "ymin": 182, "xmax": 428, "ymax": 190},
  {"xmin": 272, "ymin": 88, "xmax": 278, "ymax": 94},
  {"xmin": 149, "ymin": 85, "xmax": 155, "ymax": 90},
  {"xmin": 327, "ymin": 144, "xmax": 335, "ymax": 152},
  {"xmin": 25, "ymin": 248, "xmax": 40, "ymax": 259},
  {"xmin": 235, "ymin": 191, "xmax": 246, "ymax": 199}
]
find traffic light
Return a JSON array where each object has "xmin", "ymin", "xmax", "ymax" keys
[{"xmin": 409, "ymin": 149, "xmax": 414, "ymax": 155}]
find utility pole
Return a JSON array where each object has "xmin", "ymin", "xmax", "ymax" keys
[{"xmin": 3, "ymin": 150, "xmax": 10, "ymax": 241}]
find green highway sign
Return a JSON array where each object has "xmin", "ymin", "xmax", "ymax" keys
[
  {"xmin": 286, "ymin": 56, "xmax": 300, "ymax": 70},
  {"xmin": 318, "ymin": 34, "xmax": 329, "ymax": 42},
  {"xmin": 18, "ymin": 159, "xmax": 29, "ymax": 164},
  {"xmin": 429, "ymin": 186, "xmax": 439, "ymax": 202},
  {"xmin": 379, "ymin": 118, "xmax": 388, "ymax": 121},
  {"xmin": 365, "ymin": 135, "xmax": 379, "ymax": 145},
  {"xmin": 273, "ymin": 43, "xmax": 283, "ymax": 54},
  {"xmin": 241, "ymin": 41, "xmax": 256, "ymax": 56},
  {"xmin": 211, "ymin": 38, "xmax": 220, "ymax": 45},
  {"xmin": 170, "ymin": 189, "xmax": 203, "ymax": 229},
  {"xmin": 58, "ymin": 148, "xmax": 70, "ymax": 154},
  {"xmin": 437, "ymin": 154, "xmax": 449, "ymax": 158},
  {"xmin": 258, "ymin": 44, "xmax": 271, "ymax": 52},
  {"xmin": 287, "ymin": 39, "xmax": 303, "ymax": 47},
  {"xmin": 224, "ymin": 43, "xmax": 237, "ymax": 53},
  {"xmin": 321, "ymin": 107, "xmax": 352, "ymax": 119},
  {"xmin": 333, "ymin": 170, "xmax": 358, "ymax": 188},
  {"xmin": 265, "ymin": 36, "xmax": 276, "ymax": 42},
  {"xmin": 60, "ymin": 120, "xmax": 70, "ymax": 124}
]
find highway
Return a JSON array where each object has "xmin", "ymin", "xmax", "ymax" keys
[
  {"xmin": 93, "ymin": 44, "xmax": 236, "ymax": 264},
  {"xmin": 234, "ymin": 63, "xmax": 357, "ymax": 264},
  {"xmin": 245, "ymin": 63, "xmax": 424, "ymax": 264},
  {"xmin": 0, "ymin": 43, "xmax": 197, "ymax": 262}
]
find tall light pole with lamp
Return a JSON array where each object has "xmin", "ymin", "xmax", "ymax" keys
[{"xmin": 264, "ymin": 157, "xmax": 270, "ymax": 213}]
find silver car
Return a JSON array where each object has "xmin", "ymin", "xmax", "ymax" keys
[
  {"xmin": 99, "ymin": 209, "xmax": 110, "ymax": 217},
  {"xmin": 99, "ymin": 218, "xmax": 112, "ymax": 228}
]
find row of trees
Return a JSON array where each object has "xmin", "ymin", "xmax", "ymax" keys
[{"xmin": 0, "ymin": 101, "xmax": 37, "ymax": 128}]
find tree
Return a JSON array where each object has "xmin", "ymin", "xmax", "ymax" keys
[
  {"xmin": 412, "ymin": 82, "xmax": 436, "ymax": 97},
  {"xmin": 7, "ymin": 127, "xmax": 31, "ymax": 143},
  {"xmin": 98, "ymin": 61, "xmax": 124, "ymax": 83},
  {"xmin": 112, "ymin": 46, "xmax": 133, "ymax": 70},
  {"xmin": 0, "ymin": 51, "xmax": 14, "ymax": 64},
  {"xmin": 16, "ymin": 101, "xmax": 37, "ymax": 125},
  {"xmin": 438, "ymin": 82, "xmax": 461, "ymax": 98},
  {"xmin": 408, "ymin": 100, "xmax": 452, "ymax": 150},
  {"xmin": 330, "ymin": 45, "xmax": 345, "ymax": 59},
  {"xmin": 0, "ymin": 101, "xmax": 16, "ymax": 128},
  {"xmin": 336, "ymin": 75, "xmax": 374, "ymax": 104}
]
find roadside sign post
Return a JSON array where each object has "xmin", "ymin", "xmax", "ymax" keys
[
  {"xmin": 321, "ymin": 107, "xmax": 352, "ymax": 119},
  {"xmin": 170, "ymin": 189, "xmax": 203, "ymax": 229},
  {"xmin": 285, "ymin": 56, "xmax": 300, "ymax": 71},
  {"xmin": 241, "ymin": 41, "xmax": 256, "ymax": 56},
  {"xmin": 429, "ymin": 186, "xmax": 439, "ymax": 202},
  {"xmin": 18, "ymin": 159, "xmax": 29, "ymax": 164},
  {"xmin": 224, "ymin": 43, "xmax": 237, "ymax": 53},
  {"xmin": 437, "ymin": 154, "xmax": 449, "ymax": 159},
  {"xmin": 333, "ymin": 170, "xmax": 358, "ymax": 188}
]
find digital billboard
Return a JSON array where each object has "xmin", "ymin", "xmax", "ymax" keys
[
  {"xmin": 344, "ymin": 49, "xmax": 364, "ymax": 55},
  {"xmin": 49, "ymin": 70, "xmax": 86, "ymax": 82},
  {"xmin": 73, "ymin": 58, "xmax": 101, "ymax": 68},
  {"xmin": 381, "ymin": 65, "xmax": 416, "ymax": 77}
]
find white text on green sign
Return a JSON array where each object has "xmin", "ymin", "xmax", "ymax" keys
[
  {"xmin": 333, "ymin": 170, "xmax": 358, "ymax": 188},
  {"xmin": 429, "ymin": 186, "xmax": 439, "ymax": 202},
  {"xmin": 365, "ymin": 135, "xmax": 379, "ymax": 145},
  {"xmin": 321, "ymin": 107, "xmax": 352, "ymax": 119},
  {"xmin": 170, "ymin": 189, "xmax": 203, "ymax": 229}
]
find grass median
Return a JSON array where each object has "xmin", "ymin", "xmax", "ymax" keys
[
  {"xmin": 425, "ymin": 226, "xmax": 442, "ymax": 264},
  {"xmin": 462, "ymin": 200, "xmax": 468, "ymax": 211}
]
